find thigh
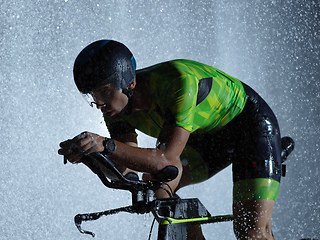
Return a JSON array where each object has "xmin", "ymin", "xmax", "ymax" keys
[
  {"xmin": 178, "ymin": 130, "xmax": 235, "ymax": 187},
  {"xmin": 231, "ymin": 83, "xmax": 281, "ymax": 239},
  {"xmin": 232, "ymin": 83, "xmax": 282, "ymax": 201},
  {"xmin": 178, "ymin": 144, "xmax": 210, "ymax": 186},
  {"xmin": 232, "ymin": 129, "xmax": 282, "ymax": 203},
  {"xmin": 187, "ymin": 126, "xmax": 236, "ymax": 180}
]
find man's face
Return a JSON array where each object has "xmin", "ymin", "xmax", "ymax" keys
[{"xmin": 91, "ymin": 84, "xmax": 129, "ymax": 118}]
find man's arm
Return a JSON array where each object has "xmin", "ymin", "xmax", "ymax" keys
[
  {"xmin": 59, "ymin": 125, "xmax": 189, "ymax": 170},
  {"xmin": 58, "ymin": 131, "xmax": 138, "ymax": 179},
  {"xmin": 111, "ymin": 132, "xmax": 139, "ymax": 177},
  {"xmin": 58, "ymin": 125, "xmax": 190, "ymax": 195},
  {"xmin": 110, "ymin": 124, "xmax": 190, "ymax": 198}
]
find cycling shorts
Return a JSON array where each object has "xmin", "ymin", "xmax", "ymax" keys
[{"xmin": 183, "ymin": 82, "xmax": 282, "ymax": 203}]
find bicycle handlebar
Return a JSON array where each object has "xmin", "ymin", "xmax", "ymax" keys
[
  {"xmin": 81, "ymin": 152, "xmax": 178, "ymax": 191},
  {"xmin": 74, "ymin": 152, "xmax": 179, "ymax": 237}
]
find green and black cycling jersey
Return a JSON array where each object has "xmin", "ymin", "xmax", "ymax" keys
[
  {"xmin": 104, "ymin": 59, "xmax": 282, "ymax": 203},
  {"xmin": 105, "ymin": 59, "xmax": 247, "ymax": 138}
]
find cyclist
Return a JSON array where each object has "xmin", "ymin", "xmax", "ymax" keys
[{"xmin": 59, "ymin": 39, "xmax": 283, "ymax": 240}]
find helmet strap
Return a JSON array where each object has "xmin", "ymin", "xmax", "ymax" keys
[
  {"xmin": 125, "ymin": 94, "xmax": 133, "ymax": 115},
  {"xmin": 122, "ymin": 88, "xmax": 134, "ymax": 115}
]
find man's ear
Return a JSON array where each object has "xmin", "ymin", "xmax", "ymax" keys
[{"xmin": 127, "ymin": 78, "xmax": 136, "ymax": 90}]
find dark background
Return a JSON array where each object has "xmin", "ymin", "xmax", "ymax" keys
[{"xmin": 1, "ymin": 1, "xmax": 319, "ymax": 239}]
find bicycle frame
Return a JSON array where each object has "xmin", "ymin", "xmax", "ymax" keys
[{"xmin": 155, "ymin": 197, "xmax": 232, "ymax": 240}]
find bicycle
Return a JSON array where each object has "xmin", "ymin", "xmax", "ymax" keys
[{"xmin": 71, "ymin": 136, "xmax": 295, "ymax": 239}]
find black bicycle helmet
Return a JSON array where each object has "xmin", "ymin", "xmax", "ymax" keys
[{"xmin": 73, "ymin": 40, "xmax": 137, "ymax": 97}]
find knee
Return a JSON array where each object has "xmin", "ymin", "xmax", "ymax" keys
[
  {"xmin": 234, "ymin": 225, "xmax": 274, "ymax": 240},
  {"xmin": 233, "ymin": 200, "xmax": 276, "ymax": 240}
]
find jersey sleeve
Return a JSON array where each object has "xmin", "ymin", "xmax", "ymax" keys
[{"xmin": 162, "ymin": 74, "xmax": 198, "ymax": 132}]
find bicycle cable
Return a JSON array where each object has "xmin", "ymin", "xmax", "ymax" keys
[
  {"xmin": 147, "ymin": 183, "xmax": 174, "ymax": 240},
  {"xmin": 159, "ymin": 182, "xmax": 174, "ymax": 198},
  {"xmin": 148, "ymin": 217, "xmax": 157, "ymax": 240}
]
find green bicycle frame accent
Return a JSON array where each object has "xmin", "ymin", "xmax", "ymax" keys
[
  {"xmin": 159, "ymin": 214, "xmax": 233, "ymax": 225},
  {"xmin": 154, "ymin": 198, "xmax": 233, "ymax": 240}
]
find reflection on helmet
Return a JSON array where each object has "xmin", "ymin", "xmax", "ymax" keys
[{"xmin": 73, "ymin": 40, "xmax": 136, "ymax": 95}]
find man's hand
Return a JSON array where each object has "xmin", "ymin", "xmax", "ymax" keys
[{"xmin": 58, "ymin": 132, "xmax": 105, "ymax": 164}]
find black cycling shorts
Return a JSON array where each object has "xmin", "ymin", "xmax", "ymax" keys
[{"xmin": 186, "ymin": 82, "xmax": 282, "ymax": 183}]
